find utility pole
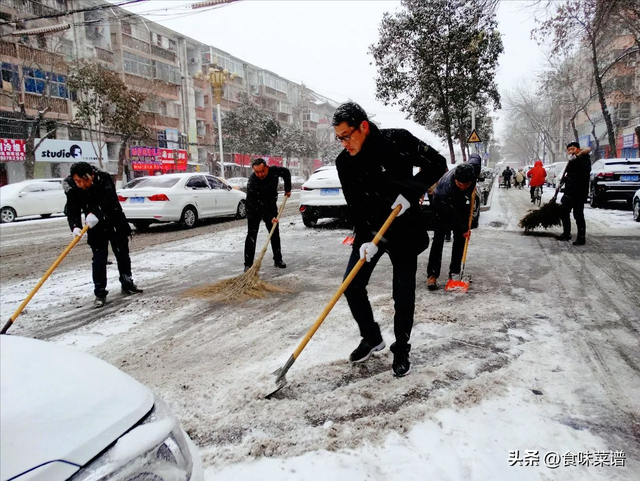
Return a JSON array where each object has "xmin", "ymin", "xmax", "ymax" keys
[{"xmin": 471, "ymin": 105, "xmax": 478, "ymax": 154}]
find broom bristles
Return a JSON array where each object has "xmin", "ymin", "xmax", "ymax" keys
[
  {"xmin": 519, "ymin": 199, "xmax": 563, "ymax": 232},
  {"xmin": 184, "ymin": 258, "xmax": 291, "ymax": 303}
]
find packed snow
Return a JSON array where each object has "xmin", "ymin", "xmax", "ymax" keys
[{"xmin": 1, "ymin": 181, "xmax": 638, "ymax": 480}]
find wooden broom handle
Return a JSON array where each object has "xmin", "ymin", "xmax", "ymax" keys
[
  {"xmin": 460, "ymin": 189, "xmax": 476, "ymax": 266},
  {"xmin": 253, "ymin": 196, "xmax": 288, "ymax": 266}
]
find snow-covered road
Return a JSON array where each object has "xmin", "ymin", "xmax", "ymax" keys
[{"xmin": 1, "ymin": 183, "xmax": 639, "ymax": 480}]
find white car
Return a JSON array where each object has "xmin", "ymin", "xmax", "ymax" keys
[
  {"xmin": 0, "ymin": 179, "xmax": 66, "ymax": 223},
  {"xmin": 118, "ymin": 173, "xmax": 247, "ymax": 230},
  {"xmin": 226, "ymin": 177, "xmax": 249, "ymax": 192},
  {"xmin": 545, "ymin": 162, "xmax": 568, "ymax": 189},
  {"xmin": 299, "ymin": 165, "xmax": 348, "ymax": 227},
  {"xmin": 1, "ymin": 335, "xmax": 203, "ymax": 481},
  {"xmin": 633, "ymin": 188, "xmax": 640, "ymax": 222},
  {"xmin": 589, "ymin": 158, "xmax": 640, "ymax": 208}
]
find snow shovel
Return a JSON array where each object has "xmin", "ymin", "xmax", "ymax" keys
[
  {"xmin": 1, "ymin": 224, "xmax": 90, "ymax": 335},
  {"xmin": 445, "ymin": 189, "xmax": 476, "ymax": 293},
  {"xmin": 266, "ymin": 204, "xmax": 402, "ymax": 398}
]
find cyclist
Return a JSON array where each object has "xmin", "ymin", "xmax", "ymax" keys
[
  {"xmin": 514, "ymin": 169, "xmax": 526, "ymax": 189},
  {"xmin": 527, "ymin": 160, "xmax": 546, "ymax": 204}
]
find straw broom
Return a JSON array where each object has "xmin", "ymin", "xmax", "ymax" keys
[
  {"xmin": 186, "ymin": 197, "xmax": 290, "ymax": 302},
  {"xmin": 519, "ymin": 169, "xmax": 567, "ymax": 232}
]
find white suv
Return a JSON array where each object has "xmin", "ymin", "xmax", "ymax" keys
[
  {"xmin": 299, "ymin": 166, "xmax": 349, "ymax": 227},
  {"xmin": 1, "ymin": 336, "xmax": 203, "ymax": 481}
]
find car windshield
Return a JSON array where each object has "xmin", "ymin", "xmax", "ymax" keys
[
  {"xmin": 123, "ymin": 178, "xmax": 150, "ymax": 189},
  {"xmin": 129, "ymin": 177, "xmax": 180, "ymax": 188}
]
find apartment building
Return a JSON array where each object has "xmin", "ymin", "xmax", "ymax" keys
[{"xmin": 0, "ymin": 0, "xmax": 336, "ymax": 185}]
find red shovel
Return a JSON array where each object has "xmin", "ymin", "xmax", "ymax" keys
[{"xmin": 445, "ymin": 189, "xmax": 476, "ymax": 293}]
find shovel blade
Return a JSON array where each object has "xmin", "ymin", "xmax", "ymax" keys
[
  {"xmin": 342, "ymin": 235, "xmax": 354, "ymax": 246},
  {"xmin": 445, "ymin": 278, "xmax": 470, "ymax": 293}
]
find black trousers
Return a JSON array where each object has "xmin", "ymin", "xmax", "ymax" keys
[
  {"xmin": 343, "ymin": 241, "xmax": 418, "ymax": 349},
  {"xmin": 427, "ymin": 226, "xmax": 465, "ymax": 278},
  {"xmin": 90, "ymin": 234, "xmax": 132, "ymax": 297},
  {"xmin": 244, "ymin": 208, "xmax": 282, "ymax": 267},
  {"xmin": 561, "ymin": 195, "xmax": 586, "ymax": 239},
  {"xmin": 530, "ymin": 185, "xmax": 543, "ymax": 200}
]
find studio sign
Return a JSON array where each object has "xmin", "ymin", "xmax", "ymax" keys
[{"xmin": 40, "ymin": 145, "xmax": 84, "ymax": 159}]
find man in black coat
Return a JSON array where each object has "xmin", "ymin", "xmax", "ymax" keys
[
  {"xmin": 502, "ymin": 166, "xmax": 513, "ymax": 188},
  {"xmin": 426, "ymin": 155, "xmax": 482, "ymax": 291},
  {"xmin": 333, "ymin": 101, "xmax": 447, "ymax": 378},
  {"xmin": 64, "ymin": 162, "xmax": 142, "ymax": 308},
  {"xmin": 557, "ymin": 142, "xmax": 592, "ymax": 245},
  {"xmin": 244, "ymin": 158, "xmax": 291, "ymax": 271}
]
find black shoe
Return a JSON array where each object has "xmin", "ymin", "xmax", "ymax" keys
[
  {"xmin": 391, "ymin": 342, "xmax": 411, "ymax": 377},
  {"xmin": 556, "ymin": 233, "xmax": 571, "ymax": 241},
  {"xmin": 274, "ymin": 260, "xmax": 287, "ymax": 269},
  {"xmin": 94, "ymin": 296, "xmax": 107, "ymax": 308},
  {"xmin": 244, "ymin": 265, "xmax": 251, "ymax": 273},
  {"xmin": 427, "ymin": 276, "xmax": 438, "ymax": 291},
  {"xmin": 349, "ymin": 338, "xmax": 385, "ymax": 363},
  {"xmin": 573, "ymin": 238, "xmax": 585, "ymax": 246},
  {"xmin": 120, "ymin": 275, "xmax": 143, "ymax": 294}
]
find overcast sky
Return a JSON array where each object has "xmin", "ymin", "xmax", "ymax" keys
[{"xmin": 117, "ymin": 0, "xmax": 547, "ymax": 154}]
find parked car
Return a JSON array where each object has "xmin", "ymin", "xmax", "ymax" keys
[
  {"xmin": 589, "ymin": 158, "xmax": 640, "ymax": 208},
  {"xmin": 546, "ymin": 162, "xmax": 568, "ymax": 189},
  {"xmin": 117, "ymin": 173, "xmax": 247, "ymax": 230},
  {"xmin": 0, "ymin": 179, "xmax": 66, "ymax": 223},
  {"xmin": 0, "ymin": 335, "xmax": 203, "ymax": 481},
  {"xmin": 226, "ymin": 177, "xmax": 249, "ymax": 192},
  {"xmin": 633, "ymin": 188, "xmax": 640, "ymax": 222},
  {"xmin": 290, "ymin": 176, "xmax": 306, "ymax": 190},
  {"xmin": 299, "ymin": 165, "xmax": 348, "ymax": 227}
]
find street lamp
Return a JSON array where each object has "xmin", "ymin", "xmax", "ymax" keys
[{"xmin": 195, "ymin": 65, "xmax": 237, "ymax": 179}]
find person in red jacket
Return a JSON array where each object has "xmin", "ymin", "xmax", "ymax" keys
[{"xmin": 527, "ymin": 160, "xmax": 547, "ymax": 203}]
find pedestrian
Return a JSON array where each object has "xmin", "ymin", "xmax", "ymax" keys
[
  {"xmin": 64, "ymin": 162, "xmax": 142, "ymax": 308},
  {"xmin": 244, "ymin": 158, "xmax": 291, "ymax": 271},
  {"xmin": 557, "ymin": 142, "xmax": 591, "ymax": 245},
  {"xmin": 333, "ymin": 101, "xmax": 447, "ymax": 377},
  {"xmin": 514, "ymin": 169, "xmax": 526, "ymax": 189},
  {"xmin": 502, "ymin": 166, "xmax": 513, "ymax": 188},
  {"xmin": 527, "ymin": 160, "xmax": 547, "ymax": 202},
  {"xmin": 426, "ymin": 154, "xmax": 482, "ymax": 291}
]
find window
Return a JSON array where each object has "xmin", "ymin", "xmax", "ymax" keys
[
  {"xmin": 121, "ymin": 21, "xmax": 132, "ymax": 36},
  {"xmin": 206, "ymin": 176, "xmax": 224, "ymax": 189},
  {"xmin": 157, "ymin": 130, "xmax": 167, "ymax": 148},
  {"xmin": 123, "ymin": 52, "xmax": 153, "ymax": 78},
  {"xmin": 1, "ymin": 63, "xmax": 19, "ymax": 92},
  {"xmin": 24, "ymin": 69, "xmax": 68, "ymax": 98},
  {"xmin": 196, "ymin": 120, "xmax": 206, "ymax": 136},
  {"xmin": 186, "ymin": 176, "xmax": 208, "ymax": 189},
  {"xmin": 168, "ymin": 39, "xmax": 177, "ymax": 52},
  {"xmin": 159, "ymin": 101, "xmax": 167, "ymax": 116},
  {"xmin": 143, "ymin": 97, "xmax": 158, "ymax": 113},
  {"xmin": 154, "ymin": 61, "xmax": 181, "ymax": 84}
]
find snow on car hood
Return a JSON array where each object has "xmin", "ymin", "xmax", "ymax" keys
[
  {"xmin": 303, "ymin": 169, "xmax": 342, "ymax": 189},
  {"xmin": 1, "ymin": 336, "xmax": 154, "ymax": 481}
]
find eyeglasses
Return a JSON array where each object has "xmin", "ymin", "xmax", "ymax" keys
[{"xmin": 334, "ymin": 126, "xmax": 359, "ymax": 143}]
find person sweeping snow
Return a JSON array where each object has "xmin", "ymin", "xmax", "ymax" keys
[
  {"xmin": 333, "ymin": 101, "xmax": 447, "ymax": 378},
  {"xmin": 426, "ymin": 155, "xmax": 481, "ymax": 291}
]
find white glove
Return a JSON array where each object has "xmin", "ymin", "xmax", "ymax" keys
[
  {"xmin": 72, "ymin": 227, "xmax": 82, "ymax": 237},
  {"xmin": 359, "ymin": 242, "xmax": 378, "ymax": 262},
  {"xmin": 391, "ymin": 194, "xmax": 411, "ymax": 216},
  {"xmin": 86, "ymin": 213, "xmax": 99, "ymax": 228}
]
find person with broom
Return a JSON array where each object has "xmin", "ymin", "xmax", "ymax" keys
[
  {"xmin": 556, "ymin": 142, "xmax": 591, "ymax": 246},
  {"xmin": 426, "ymin": 155, "xmax": 482, "ymax": 291},
  {"xmin": 333, "ymin": 101, "xmax": 447, "ymax": 378},
  {"xmin": 64, "ymin": 162, "xmax": 142, "ymax": 308},
  {"xmin": 244, "ymin": 158, "xmax": 291, "ymax": 272}
]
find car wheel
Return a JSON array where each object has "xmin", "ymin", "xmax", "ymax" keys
[
  {"xmin": 40, "ymin": 213, "xmax": 52, "ymax": 219},
  {"xmin": 634, "ymin": 198, "xmax": 640, "ymax": 222},
  {"xmin": 1, "ymin": 207, "xmax": 16, "ymax": 223},
  {"xmin": 235, "ymin": 200, "xmax": 247, "ymax": 219},
  {"xmin": 589, "ymin": 186, "xmax": 600, "ymax": 208},
  {"xmin": 302, "ymin": 211, "xmax": 317, "ymax": 228},
  {"xmin": 180, "ymin": 206, "xmax": 198, "ymax": 229},
  {"xmin": 132, "ymin": 220, "xmax": 151, "ymax": 231}
]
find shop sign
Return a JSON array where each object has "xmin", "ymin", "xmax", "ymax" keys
[
  {"xmin": 0, "ymin": 139, "xmax": 26, "ymax": 162},
  {"xmin": 623, "ymin": 134, "xmax": 635, "ymax": 149},
  {"xmin": 35, "ymin": 139, "xmax": 107, "ymax": 163}
]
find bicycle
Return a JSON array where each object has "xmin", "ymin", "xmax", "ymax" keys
[{"xmin": 533, "ymin": 186, "xmax": 542, "ymax": 206}]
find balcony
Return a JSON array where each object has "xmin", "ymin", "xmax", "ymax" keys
[
  {"xmin": 0, "ymin": 41, "xmax": 17, "ymax": 58},
  {"xmin": 195, "ymin": 107, "xmax": 208, "ymax": 120},
  {"xmin": 151, "ymin": 44, "xmax": 176, "ymax": 63},
  {"xmin": 142, "ymin": 112, "xmax": 180, "ymax": 129},
  {"xmin": 5, "ymin": 0, "xmax": 62, "ymax": 17},
  {"xmin": 94, "ymin": 47, "xmax": 114, "ymax": 63},
  {"xmin": 122, "ymin": 34, "xmax": 150, "ymax": 54},
  {"xmin": 18, "ymin": 45, "xmax": 67, "ymax": 71},
  {"xmin": 24, "ymin": 93, "xmax": 69, "ymax": 115}
]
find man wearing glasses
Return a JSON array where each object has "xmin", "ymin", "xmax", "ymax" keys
[{"xmin": 332, "ymin": 101, "xmax": 447, "ymax": 377}]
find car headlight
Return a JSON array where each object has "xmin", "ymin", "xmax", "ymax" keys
[{"xmin": 69, "ymin": 399, "xmax": 194, "ymax": 481}]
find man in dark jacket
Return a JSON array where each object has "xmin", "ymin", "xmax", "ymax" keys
[
  {"xmin": 426, "ymin": 155, "xmax": 482, "ymax": 291},
  {"xmin": 557, "ymin": 142, "xmax": 591, "ymax": 245},
  {"xmin": 333, "ymin": 101, "xmax": 447, "ymax": 378},
  {"xmin": 64, "ymin": 162, "xmax": 142, "ymax": 308},
  {"xmin": 502, "ymin": 166, "xmax": 513, "ymax": 188},
  {"xmin": 244, "ymin": 158, "xmax": 291, "ymax": 271}
]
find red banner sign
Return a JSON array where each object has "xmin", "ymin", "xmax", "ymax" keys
[
  {"xmin": 130, "ymin": 147, "xmax": 187, "ymax": 172},
  {"xmin": 0, "ymin": 139, "xmax": 26, "ymax": 162}
]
